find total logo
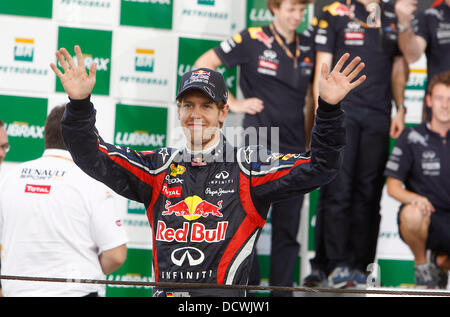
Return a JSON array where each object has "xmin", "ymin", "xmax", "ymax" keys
[{"xmin": 162, "ymin": 195, "xmax": 223, "ymax": 220}]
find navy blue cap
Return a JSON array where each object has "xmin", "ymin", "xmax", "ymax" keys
[{"xmin": 176, "ymin": 68, "xmax": 228, "ymax": 103}]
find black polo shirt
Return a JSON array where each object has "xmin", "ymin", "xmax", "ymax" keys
[
  {"xmin": 413, "ymin": 3, "xmax": 450, "ymax": 82},
  {"xmin": 214, "ymin": 25, "xmax": 315, "ymax": 153},
  {"xmin": 384, "ymin": 123, "xmax": 450, "ymax": 213},
  {"xmin": 314, "ymin": 0, "xmax": 401, "ymax": 115}
]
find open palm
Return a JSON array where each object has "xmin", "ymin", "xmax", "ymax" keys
[
  {"xmin": 319, "ymin": 53, "xmax": 366, "ymax": 105},
  {"xmin": 50, "ymin": 45, "xmax": 97, "ymax": 100}
]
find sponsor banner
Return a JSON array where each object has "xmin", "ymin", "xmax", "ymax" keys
[
  {"xmin": 177, "ymin": 37, "xmax": 237, "ymax": 97},
  {"xmin": 0, "ymin": 0, "xmax": 53, "ymax": 18},
  {"xmin": 114, "ymin": 104, "xmax": 168, "ymax": 152},
  {"xmin": 173, "ymin": 0, "xmax": 241, "ymax": 37},
  {"xmin": 53, "ymin": 0, "xmax": 120, "ymax": 26},
  {"xmin": 403, "ymin": 55, "xmax": 428, "ymax": 124},
  {"xmin": 120, "ymin": 0, "xmax": 173, "ymax": 29},
  {"xmin": 111, "ymin": 28, "xmax": 177, "ymax": 102},
  {"xmin": 56, "ymin": 27, "xmax": 112, "ymax": 96},
  {"xmin": 0, "ymin": 95, "xmax": 47, "ymax": 162},
  {"xmin": 106, "ymin": 248, "xmax": 153, "ymax": 297},
  {"xmin": 0, "ymin": 16, "xmax": 56, "ymax": 93},
  {"xmin": 246, "ymin": 0, "xmax": 312, "ymax": 34},
  {"xmin": 124, "ymin": 200, "xmax": 152, "ymax": 250},
  {"xmin": 378, "ymin": 259, "xmax": 415, "ymax": 287},
  {"xmin": 48, "ymin": 94, "xmax": 116, "ymax": 143},
  {"xmin": 377, "ymin": 186, "xmax": 414, "ymax": 261}
]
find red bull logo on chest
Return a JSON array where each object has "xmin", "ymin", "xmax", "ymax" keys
[{"xmin": 162, "ymin": 195, "xmax": 223, "ymax": 220}]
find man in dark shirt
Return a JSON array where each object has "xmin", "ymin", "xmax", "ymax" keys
[
  {"xmin": 396, "ymin": 0, "xmax": 450, "ymax": 84},
  {"xmin": 385, "ymin": 70, "xmax": 450, "ymax": 289},
  {"xmin": 395, "ymin": 0, "xmax": 450, "ymax": 121},
  {"xmin": 303, "ymin": 0, "xmax": 409, "ymax": 288},
  {"xmin": 194, "ymin": 0, "xmax": 315, "ymax": 296}
]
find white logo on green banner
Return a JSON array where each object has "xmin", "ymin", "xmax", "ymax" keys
[
  {"xmin": 114, "ymin": 104, "xmax": 168, "ymax": 152},
  {"xmin": 0, "ymin": 95, "xmax": 47, "ymax": 163},
  {"xmin": 56, "ymin": 27, "xmax": 112, "ymax": 96}
]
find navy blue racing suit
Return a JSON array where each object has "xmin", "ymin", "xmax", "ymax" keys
[{"xmin": 61, "ymin": 96, "xmax": 346, "ymax": 297}]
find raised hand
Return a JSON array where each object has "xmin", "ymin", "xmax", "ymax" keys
[
  {"xmin": 318, "ymin": 53, "xmax": 366, "ymax": 105},
  {"xmin": 50, "ymin": 45, "xmax": 97, "ymax": 100},
  {"xmin": 395, "ymin": 0, "xmax": 417, "ymax": 26}
]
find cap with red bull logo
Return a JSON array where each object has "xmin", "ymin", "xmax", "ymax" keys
[{"xmin": 176, "ymin": 68, "xmax": 228, "ymax": 104}]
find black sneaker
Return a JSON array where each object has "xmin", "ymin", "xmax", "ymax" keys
[{"xmin": 303, "ymin": 268, "xmax": 328, "ymax": 288}]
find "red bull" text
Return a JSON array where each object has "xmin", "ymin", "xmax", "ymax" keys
[{"xmin": 156, "ymin": 221, "xmax": 228, "ymax": 243}]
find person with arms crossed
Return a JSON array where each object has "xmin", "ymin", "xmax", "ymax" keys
[
  {"xmin": 303, "ymin": 0, "xmax": 409, "ymax": 288},
  {"xmin": 52, "ymin": 44, "xmax": 366, "ymax": 297},
  {"xmin": 0, "ymin": 120, "xmax": 10, "ymax": 297},
  {"xmin": 194, "ymin": 0, "xmax": 316, "ymax": 296},
  {"xmin": 0, "ymin": 106, "xmax": 128, "ymax": 297},
  {"xmin": 385, "ymin": 70, "xmax": 450, "ymax": 289}
]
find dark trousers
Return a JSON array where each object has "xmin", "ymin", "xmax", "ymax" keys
[
  {"xmin": 310, "ymin": 110, "xmax": 390, "ymax": 274},
  {"xmin": 249, "ymin": 195, "xmax": 304, "ymax": 297}
]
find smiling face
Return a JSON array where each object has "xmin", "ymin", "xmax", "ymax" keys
[
  {"xmin": 271, "ymin": 0, "xmax": 307, "ymax": 34},
  {"xmin": 177, "ymin": 89, "xmax": 229, "ymax": 150},
  {"xmin": 427, "ymin": 83, "xmax": 450, "ymax": 125}
]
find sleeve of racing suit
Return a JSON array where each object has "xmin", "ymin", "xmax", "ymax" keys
[
  {"xmin": 61, "ymin": 96, "xmax": 158, "ymax": 205},
  {"xmin": 247, "ymin": 97, "xmax": 346, "ymax": 204}
]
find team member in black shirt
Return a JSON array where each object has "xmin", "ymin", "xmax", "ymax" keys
[
  {"xmin": 395, "ymin": 0, "xmax": 450, "ymax": 85},
  {"xmin": 385, "ymin": 71, "xmax": 450, "ymax": 289},
  {"xmin": 304, "ymin": 0, "xmax": 409, "ymax": 288},
  {"xmin": 395, "ymin": 0, "xmax": 450, "ymax": 122},
  {"xmin": 194, "ymin": 0, "xmax": 315, "ymax": 296}
]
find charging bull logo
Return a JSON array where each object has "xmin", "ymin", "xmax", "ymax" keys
[
  {"xmin": 325, "ymin": 2, "xmax": 355, "ymax": 17},
  {"xmin": 162, "ymin": 195, "xmax": 223, "ymax": 220}
]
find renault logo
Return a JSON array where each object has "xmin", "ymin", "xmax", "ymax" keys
[{"xmin": 171, "ymin": 247, "xmax": 205, "ymax": 266}]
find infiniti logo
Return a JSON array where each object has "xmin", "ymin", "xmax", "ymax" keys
[
  {"xmin": 171, "ymin": 247, "xmax": 205, "ymax": 266},
  {"xmin": 215, "ymin": 171, "xmax": 229, "ymax": 179}
]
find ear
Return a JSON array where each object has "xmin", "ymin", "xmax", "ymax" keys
[
  {"xmin": 218, "ymin": 104, "xmax": 230, "ymax": 126},
  {"xmin": 425, "ymin": 93, "xmax": 432, "ymax": 108}
]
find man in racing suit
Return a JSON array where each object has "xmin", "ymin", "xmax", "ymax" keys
[{"xmin": 52, "ymin": 45, "xmax": 366, "ymax": 297}]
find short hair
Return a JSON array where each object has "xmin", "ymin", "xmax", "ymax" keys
[
  {"xmin": 427, "ymin": 70, "xmax": 450, "ymax": 95},
  {"xmin": 267, "ymin": 0, "xmax": 314, "ymax": 14},
  {"xmin": 0, "ymin": 120, "xmax": 4, "ymax": 128},
  {"xmin": 45, "ymin": 105, "xmax": 67, "ymax": 150}
]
